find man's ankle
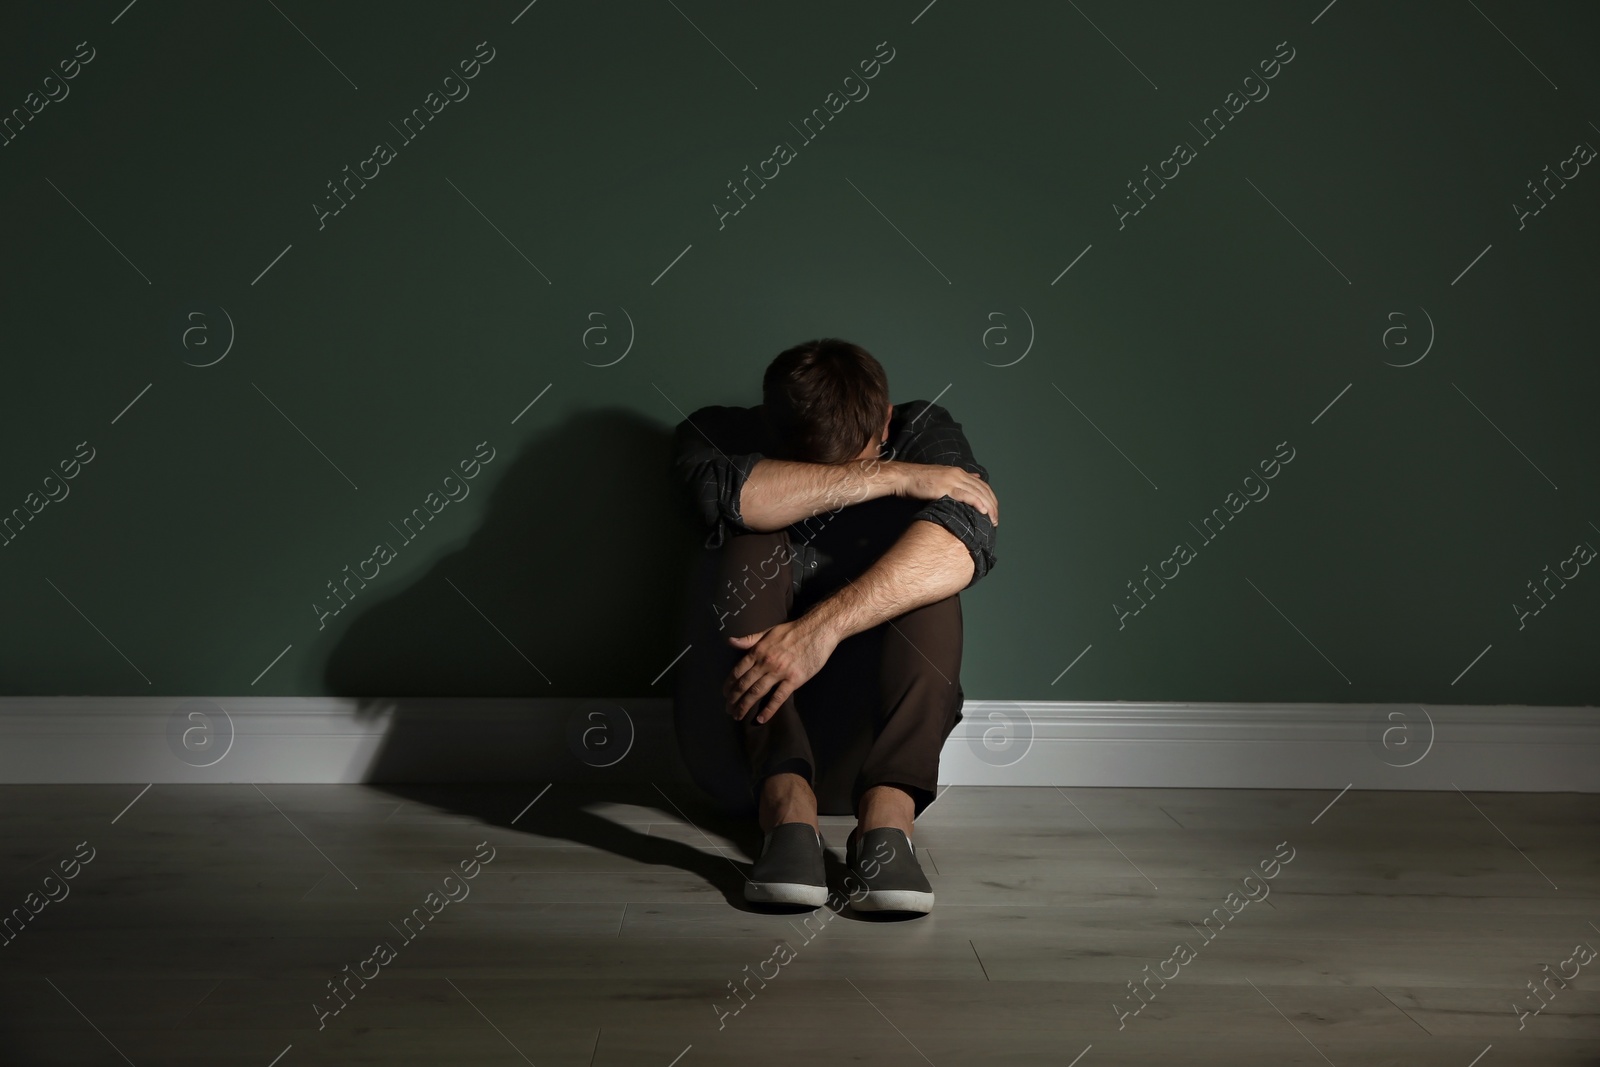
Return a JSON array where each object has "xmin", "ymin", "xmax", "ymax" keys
[
  {"xmin": 758, "ymin": 773, "xmax": 819, "ymax": 833},
  {"xmin": 855, "ymin": 784, "xmax": 916, "ymax": 840}
]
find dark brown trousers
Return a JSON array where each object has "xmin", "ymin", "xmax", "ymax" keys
[{"xmin": 672, "ymin": 501, "xmax": 965, "ymax": 819}]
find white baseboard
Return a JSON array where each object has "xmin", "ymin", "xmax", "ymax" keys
[
  {"xmin": 0, "ymin": 698, "xmax": 1595, "ymax": 791},
  {"xmin": 943, "ymin": 702, "xmax": 1600, "ymax": 791}
]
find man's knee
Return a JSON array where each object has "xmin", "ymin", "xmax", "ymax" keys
[
  {"xmin": 888, "ymin": 595, "xmax": 963, "ymax": 662},
  {"xmin": 710, "ymin": 531, "xmax": 793, "ymax": 636}
]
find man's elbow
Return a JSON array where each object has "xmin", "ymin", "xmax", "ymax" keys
[
  {"xmin": 947, "ymin": 523, "xmax": 997, "ymax": 590},
  {"xmin": 906, "ymin": 517, "xmax": 976, "ymax": 585},
  {"xmin": 966, "ymin": 546, "xmax": 995, "ymax": 588}
]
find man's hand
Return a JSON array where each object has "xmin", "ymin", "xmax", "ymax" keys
[
  {"xmin": 887, "ymin": 461, "xmax": 999, "ymax": 526},
  {"xmin": 723, "ymin": 615, "xmax": 840, "ymax": 724}
]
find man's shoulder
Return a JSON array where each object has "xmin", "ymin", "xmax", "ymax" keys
[
  {"xmin": 676, "ymin": 402, "xmax": 774, "ymax": 450},
  {"xmin": 888, "ymin": 398, "xmax": 982, "ymax": 469},
  {"xmin": 890, "ymin": 398, "xmax": 958, "ymax": 434},
  {"xmin": 684, "ymin": 401, "xmax": 760, "ymax": 419},
  {"xmin": 681, "ymin": 402, "xmax": 764, "ymax": 429}
]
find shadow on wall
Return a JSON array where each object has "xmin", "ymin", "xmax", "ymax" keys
[{"xmin": 322, "ymin": 406, "xmax": 706, "ymax": 775}]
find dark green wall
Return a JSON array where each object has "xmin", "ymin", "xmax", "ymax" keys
[{"xmin": 1, "ymin": 1, "xmax": 1596, "ymax": 703}]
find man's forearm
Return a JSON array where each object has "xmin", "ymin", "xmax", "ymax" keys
[
  {"xmin": 737, "ymin": 457, "xmax": 896, "ymax": 532},
  {"xmin": 800, "ymin": 519, "xmax": 973, "ymax": 643}
]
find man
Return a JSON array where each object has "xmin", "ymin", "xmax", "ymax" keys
[{"xmin": 669, "ymin": 338, "xmax": 999, "ymax": 914}]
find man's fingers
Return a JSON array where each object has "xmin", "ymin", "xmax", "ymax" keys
[
  {"xmin": 973, "ymin": 480, "xmax": 998, "ymax": 525},
  {"xmin": 969, "ymin": 475, "xmax": 998, "ymax": 524},
  {"xmin": 723, "ymin": 663, "xmax": 749, "ymax": 710},
  {"xmin": 726, "ymin": 666, "xmax": 764, "ymax": 715},
  {"xmin": 736, "ymin": 672, "xmax": 777, "ymax": 718},
  {"xmin": 756, "ymin": 680, "xmax": 795, "ymax": 724},
  {"xmin": 727, "ymin": 671, "xmax": 761, "ymax": 718},
  {"xmin": 726, "ymin": 628, "xmax": 767, "ymax": 649},
  {"xmin": 723, "ymin": 651, "xmax": 760, "ymax": 701},
  {"xmin": 941, "ymin": 469, "xmax": 997, "ymax": 525},
  {"xmin": 965, "ymin": 486, "xmax": 994, "ymax": 523},
  {"xmin": 955, "ymin": 482, "xmax": 998, "ymax": 525}
]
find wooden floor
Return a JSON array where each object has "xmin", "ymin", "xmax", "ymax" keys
[{"xmin": 0, "ymin": 783, "xmax": 1595, "ymax": 1065}]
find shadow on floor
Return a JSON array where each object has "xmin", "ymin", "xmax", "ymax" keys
[
  {"xmin": 320, "ymin": 406, "xmax": 768, "ymax": 907},
  {"xmin": 367, "ymin": 781, "xmax": 768, "ymax": 912}
]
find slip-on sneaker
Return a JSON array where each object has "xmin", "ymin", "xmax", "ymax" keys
[
  {"xmin": 744, "ymin": 822, "xmax": 828, "ymax": 907},
  {"xmin": 846, "ymin": 826, "xmax": 934, "ymax": 914}
]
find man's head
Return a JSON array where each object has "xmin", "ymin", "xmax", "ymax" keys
[{"xmin": 762, "ymin": 338, "xmax": 892, "ymax": 464}]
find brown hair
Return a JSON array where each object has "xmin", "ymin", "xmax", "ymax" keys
[{"xmin": 762, "ymin": 338, "xmax": 890, "ymax": 464}]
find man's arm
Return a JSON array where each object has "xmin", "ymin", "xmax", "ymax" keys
[
  {"xmin": 739, "ymin": 456, "xmax": 999, "ymax": 532},
  {"xmin": 736, "ymin": 458, "xmax": 895, "ymax": 531},
  {"xmin": 668, "ymin": 408, "xmax": 766, "ymax": 550},
  {"xmin": 893, "ymin": 401, "xmax": 999, "ymax": 586},
  {"xmin": 805, "ymin": 517, "xmax": 972, "ymax": 641},
  {"xmin": 724, "ymin": 519, "xmax": 973, "ymax": 723}
]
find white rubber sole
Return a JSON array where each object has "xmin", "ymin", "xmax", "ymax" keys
[
  {"xmin": 744, "ymin": 881, "xmax": 829, "ymax": 907},
  {"xmin": 853, "ymin": 888, "xmax": 935, "ymax": 914}
]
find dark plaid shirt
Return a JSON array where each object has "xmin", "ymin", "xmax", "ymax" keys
[{"xmin": 670, "ymin": 399, "xmax": 997, "ymax": 590}]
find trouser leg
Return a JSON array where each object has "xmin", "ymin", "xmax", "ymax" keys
[
  {"xmin": 852, "ymin": 592, "xmax": 965, "ymax": 819},
  {"xmin": 673, "ymin": 529, "xmax": 817, "ymax": 809},
  {"xmin": 673, "ymin": 504, "xmax": 968, "ymax": 819},
  {"xmin": 714, "ymin": 533, "xmax": 819, "ymax": 795}
]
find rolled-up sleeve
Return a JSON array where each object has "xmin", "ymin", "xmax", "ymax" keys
[
  {"xmin": 669, "ymin": 408, "xmax": 765, "ymax": 550},
  {"xmin": 899, "ymin": 401, "xmax": 998, "ymax": 586}
]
